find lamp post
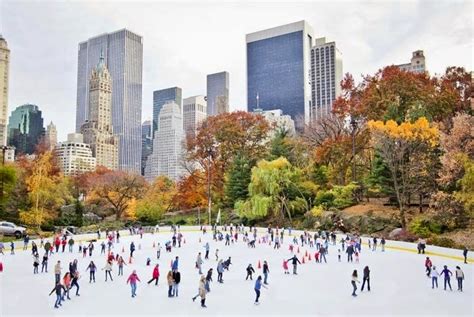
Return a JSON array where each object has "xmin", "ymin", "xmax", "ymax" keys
[{"xmin": 206, "ymin": 148, "xmax": 212, "ymax": 225}]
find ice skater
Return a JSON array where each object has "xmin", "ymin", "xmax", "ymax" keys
[
  {"xmin": 49, "ymin": 281, "xmax": 67, "ymax": 309},
  {"xmin": 147, "ymin": 264, "xmax": 160, "ymax": 285},
  {"xmin": 204, "ymin": 242, "xmax": 210, "ymax": 259},
  {"xmin": 440, "ymin": 265, "xmax": 452, "ymax": 291},
  {"xmin": 287, "ymin": 255, "xmax": 301, "ymax": 275},
  {"xmin": 102, "ymin": 261, "xmax": 113, "ymax": 282},
  {"xmin": 54, "ymin": 261, "xmax": 62, "ymax": 283},
  {"xmin": 351, "ymin": 270, "xmax": 360, "ymax": 297},
  {"xmin": 172, "ymin": 270, "xmax": 181, "ymax": 296},
  {"xmin": 126, "ymin": 270, "xmax": 141, "ymax": 298},
  {"xmin": 361, "ymin": 266, "xmax": 370, "ymax": 291},
  {"xmin": 86, "ymin": 261, "xmax": 96, "ymax": 283},
  {"xmin": 70, "ymin": 271, "xmax": 80, "ymax": 296},
  {"xmin": 455, "ymin": 266, "xmax": 464, "ymax": 291},
  {"xmin": 41, "ymin": 253, "xmax": 48, "ymax": 273},
  {"xmin": 246, "ymin": 264, "xmax": 255, "ymax": 280},
  {"xmin": 217, "ymin": 259, "xmax": 224, "ymax": 283},
  {"xmin": 254, "ymin": 275, "xmax": 267, "ymax": 305},
  {"xmin": 430, "ymin": 266, "xmax": 439, "ymax": 289},
  {"xmin": 156, "ymin": 242, "xmax": 162, "ymax": 259},
  {"xmin": 263, "ymin": 260, "xmax": 270, "ymax": 285},
  {"xmin": 196, "ymin": 252, "xmax": 204, "ymax": 274},
  {"xmin": 462, "ymin": 247, "xmax": 468, "ymax": 264},
  {"xmin": 425, "ymin": 257, "xmax": 432, "ymax": 277},
  {"xmin": 33, "ymin": 254, "xmax": 40, "ymax": 274},
  {"xmin": 283, "ymin": 259, "xmax": 289, "ymax": 274},
  {"xmin": 167, "ymin": 270, "xmax": 174, "ymax": 297}
]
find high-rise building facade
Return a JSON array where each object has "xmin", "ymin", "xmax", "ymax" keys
[
  {"xmin": 55, "ymin": 133, "xmax": 96, "ymax": 176},
  {"xmin": 7, "ymin": 104, "xmax": 44, "ymax": 155},
  {"xmin": 81, "ymin": 54, "xmax": 119, "ymax": 170},
  {"xmin": 153, "ymin": 87, "xmax": 182, "ymax": 133},
  {"xmin": 310, "ymin": 37, "xmax": 343, "ymax": 121},
  {"xmin": 183, "ymin": 95, "xmax": 207, "ymax": 138},
  {"xmin": 246, "ymin": 21, "xmax": 314, "ymax": 130},
  {"xmin": 45, "ymin": 121, "xmax": 58, "ymax": 151},
  {"xmin": 0, "ymin": 35, "xmax": 10, "ymax": 146},
  {"xmin": 76, "ymin": 29, "xmax": 143, "ymax": 173},
  {"xmin": 395, "ymin": 50, "xmax": 426, "ymax": 73},
  {"xmin": 206, "ymin": 71, "xmax": 229, "ymax": 116},
  {"xmin": 254, "ymin": 108, "xmax": 296, "ymax": 138},
  {"xmin": 145, "ymin": 102, "xmax": 186, "ymax": 182},
  {"xmin": 141, "ymin": 120, "xmax": 152, "ymax": 175}
]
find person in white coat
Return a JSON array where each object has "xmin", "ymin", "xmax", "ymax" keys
[{"xmin": 430, "ymin": 266, "xmax": 440, "ymax": 289}]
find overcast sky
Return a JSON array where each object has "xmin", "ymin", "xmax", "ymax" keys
[{"xmin": 1, "ymin": 0, "xmax": 472, "ymax": 141}]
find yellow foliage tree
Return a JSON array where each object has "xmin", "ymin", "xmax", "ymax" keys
[{"xmin": 368, "ymin": 117, "xmax": 439, "ymax": 227}]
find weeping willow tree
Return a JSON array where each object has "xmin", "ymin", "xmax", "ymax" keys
[{"xmin": 235, "ymin": 157, "xmax": 311, "ymax": 223}]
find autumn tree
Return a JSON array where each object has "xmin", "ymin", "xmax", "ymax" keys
[
  {"xmin": 0, "ymin": 165, "xmax": 17, "ymax": 220},
  {"xmin": 136, "ymin": 176, "xmax": 177, "ymax": 223},
  {"xmin": 368, "ymin": 117, "xmax": 439, "ymax": 226},
  {"xmin": 174, "ymin": 170, "xmax": 207, "ymax": 210},
  {"xmin": 185, "ymin": 111, "xmax": 271, "ymax": 206},
  {"xmin": 89, "ymin": 170, "xmax": 147, "ymax": 220}
]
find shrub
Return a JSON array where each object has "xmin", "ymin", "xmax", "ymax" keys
[
  {"xmin": 408, "ymin": 216, "xmax": 443, "ymax": 238},
  {"xmin": 427, "ymin": 236, "xmax": 458, "ymax": 248}
]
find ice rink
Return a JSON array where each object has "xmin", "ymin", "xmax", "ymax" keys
[{"xmin": 0, "ymin": 226, "xmax": 472, "ymax": 316}]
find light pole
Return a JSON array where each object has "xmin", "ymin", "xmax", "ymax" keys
[{"xmin": 206, "ymin": 149, "xmax": 212, "ymax": 225}]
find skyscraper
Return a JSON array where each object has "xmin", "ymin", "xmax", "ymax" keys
[
  {"xmin": 45, "ymin": 121, "xmax": 58, "ymax": 151},
  {"xmin": 81, "ymin": 54, "xmax": 119, "ymax": 170},
  {"xmin": 141, "ymin": 120, "xmax": 152, "ymax": 175},
  {"xmin": 206, "ymin": 71, "xmax": 229, "ymax": 116},
  {"xmin": 76, "ymin": 29, "xmax": 143, "ymax": 173},
  {"xmin": 246, "ymin": 21, "xmax": 314, "ymax": 130},
  {"xmin": 145, "ymin": 102, "xmax": 186, "ymax": 182},
  {"xmin": 0, "ymin": 35, "xmax": 10, "ymax": 146},
  {"xmin": 7, "ymin": 104, "xmax": 45, "ymax": 155},
  {"xmin": 183, "ymin": 95, "xmax": 207, "ymax": 138},
  {"xmin": 395, "ymin": 50, "xmax": 427, "ymax": 73},
  {"xmin": 55, "ymin": 133, "xmax": 96, "ymax": 176},
  {"xmin": 153, "ymin": 87, "xmax": 182, "ymax": 133},
  {"xmin": 310, "ymin": 37, "xmax": 343, "ymax": 121}
]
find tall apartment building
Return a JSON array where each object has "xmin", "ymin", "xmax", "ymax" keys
[
  {"xmin": 55, "ymin": 133, "xmax": 96, "ymax": 176},
  {"xmin": 0, "ymin": 35, "xmax": 10, "ymax": 146},
  {"xmin": 145, "ymin": 102, "xmax": 186, "ymax": 182},
  {"xmin": 45, "ymin": 121, "xmax": 58, "ymax": 151},
  {"xmin": 395, "ymin": 50, "xmax": 426, "ymax": 73},
  {"xmin": 76, "ymin": 29, "xmax": 143, "ymax": 173},
  {"xmin": 141, "ymin": 120, "xmax": 152, "ymax": 175},
  {"xmin": 310, "ymin": 37, "xmax": 343, "ymax": 121},
  {"xmin": 206, "ymin": 71, "xmax": 229, "ymax": 116},
  {"xmin": 153, "ymin": 87, "xmax": 182, "ymax": 134},
  {"xmin": 7, "ymin": 104, "xmax": 45, "ymax": 155},
  {"xmin": 246, "ymin": 21, "xmax": 314, "ymax": 130},
  {"xmin": 254, "ymin": 108, "xmax": 296, "ymax": 138},
  {"xmin": 183, "ymin": 95, "xmax": 207, "ymax": 138},
  {"xmin": 81, "ymin": 54, "xmax": 119, "ymax": 170}
]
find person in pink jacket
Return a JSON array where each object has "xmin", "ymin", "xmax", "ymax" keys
[
  {"xmin": 282, "ymin": 259, "xmax": 289, "ymax": 274},
  {"xmin": 127, "ymin": 270, "xmax": 141, "ymax": 298},
  {"xmin": 147, "ymin": 264, "xmax": 160, "ymax": 285}
]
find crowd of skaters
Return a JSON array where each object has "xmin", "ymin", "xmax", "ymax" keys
[{"xmin": 0, "ymin": 223, "xmax": 470, "ymax": 310}]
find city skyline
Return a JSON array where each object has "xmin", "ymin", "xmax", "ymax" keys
[{"xmin": 1, "ymin": 0, "xmax": 472, "ymax": 141}]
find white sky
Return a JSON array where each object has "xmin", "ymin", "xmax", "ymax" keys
[{"xmin": 1, "ymin": 0, "xmax": 472, "ymax": 141}]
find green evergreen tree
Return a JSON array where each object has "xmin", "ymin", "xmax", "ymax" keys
[
  {"xmin": 74, "ymin": 199, "xmax": 84, "ymax": 227},
  {"xmin": 225, "ymin": 154, "xmax": 253, "ymax": 208},
  {"xmin": 269, "ymin": 128, "xmax": 291, "ymax": 160},
  {"xmin": 0, "ymin": 165, "xmax": 17, "ymax": 220},
  {"xmin": 366, "ymin": 151, "xmax": 393, "ymax": 196}
]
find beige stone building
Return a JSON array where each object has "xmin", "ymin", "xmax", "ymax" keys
[
  {"xmin": 45, "ymin": 121, "xmax": 57, "ymax": 151},
  {"xmin": 55, "ymin": 133, "xmax": 96, "ymax": 176},
  {"xmin": 81, "ymin": 53, "xmax": 118, "ymax": 170},
  {"xmin": 0, "ymin": 35, "xmax": 10, "ymax": 146}
]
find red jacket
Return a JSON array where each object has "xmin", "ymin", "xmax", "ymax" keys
[
  {"xmin": 55, "ymin": 238, "xmax": 61, "ymax": 246},
  {"xmin": 152, "ymin": 266, "xmax": 160, "ymax": 278},
  {"xmin": 127, "ymin": 273, "xmax": 140, "ymax": 284},
  {"xmin": 61, "ymin": 239, "xmax": 67, "ymax": 246},
  {"xmin": 425, "ymin": 259, "xmax": 432, "ymax": 267}
]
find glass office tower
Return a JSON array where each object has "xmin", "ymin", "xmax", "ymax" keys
[
  {"xmin": 152, "ymin": 87, "xmax": 182, "ymax": 134},
  {"xmin": 246, "ymin": 21, "xmax": 314, "ymax": 130},
  {"xmin": 76, "ymin": 29, "xmax": 143, "ymax": 173},
  {"xmin": 7, "ymin": 104, "xmax": 45, "ymax": 155},
  {"xmin": 206, "ymin": 71, "xmax": 229, "ymax": 116}
]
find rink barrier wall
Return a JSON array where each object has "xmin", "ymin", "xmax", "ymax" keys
[{"xmin": 3, "ymin": 225, "xmax": 472, "ymax": 264}]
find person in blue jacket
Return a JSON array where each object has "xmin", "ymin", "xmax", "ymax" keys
[
  {"xmin": 254, "ymin": 275, "xmax": 267, "ymax": 305},
  {"xmin": 172, "ymin": 256, "xmax": 179, "ymax": 271}
]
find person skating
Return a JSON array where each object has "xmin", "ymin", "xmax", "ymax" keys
[
  {"xmin": 254, "ymin": 275, "xmax": 267, "ymax": 305},
  {"xmin": 196, "ymin": 252, "xmax": 204, "ymax": 274},
  {"xmin": 167, "ymin": 270, "xmax": 174, "ymax": 297},
  {"xmin": 351, "ymin": 270, "xmax": 360, "ymax": 297},
  {"xmin": 217, "ymin": 259, "xmax": 224, "ymax": 283},
  {"xmin": 126, "ymin": 270, "xmax": 141, "ymax": 298},
  {"xmin": 199, "ymin": 275, "xmax": 207, "ymax": 308},
  {"xmin": 61, "ymin": 238, "xmax": 67, "ymax": 253},
  {"xmin": 62, "ymin": 272, "xmax": 72, "ymax": 300},
  {"xmin": 41, "ymin": 253, "xmax": 48, "ymax": 273},
  {"xmin": 287, "ymin": 255, "xmax": 301, "ymax": 275},
  {"xmin": 430, "ymin": 266, "xmax": 439, "ymax": 289},
  {"xmin": 156, "ymin": 243, "xmax": 162, "ymax": 259},
  {"xmin": 425, "ymin": 257, "xmax": 432, "ymax": 277},
  {"xmin": 130, "ymin": 242, "xmax": 135, "ymax": 258},
  {"xmin": 283, "ymin": 259, "xmax": 289, "ymax": 274},
  {"xmin": 463, "ymin": 247, "xmax": 468, "ymax": 264},
  {"xmin": 86, "ymin": 261, "xmax": 96, "ymax": 283},
  {"xmin": 172, "ymin": 256, "xmax": 179, "ymax": 271},
  {"xmin": 455, "ymin": 266, "xmax": 464, "ymax": 291},
  {"xmin": 263, "ymin": 261, "xmax": 270, "ymax": 285},
  {"xmin": 100, "ymin": 241, "xmax": 106, "ymax": 255},
  {"xmin": 31, "ymin": 241, "xmax": 38, "ymax": 255},
  {"xmin": 361, "ymin": 266, "xmax": 370, "ymax": 291},
  {"xmin": 172, "ymin": 270, "xmax": 181, "ymax": 297},
  {"xmin": 117, "ymin": 256, "xmax": 126, "ymax": 276},
  {"xmin": 70, "ymin": 271, "xmax": 80, "ymax": 296},
  {"xmin": 381, "ymin": 237, "xmax": 386, "ymax": 252},
  {"xmin": 102, "ymin": 261, "xmax": 113, "ymax": 282},
  {"xmin": 23, "ymin": 235, "xmax": 29, "ymax": 251},
  {"xmin": 440, "ymin": 265, "xmax": 452, "ymax": 291},
  {"xmin": 215, "ymin": 248, "xmax": 219, "ymax": 261},
  {"xmin": 246, "ymin": 264, "xmax": 255, "ymax": 280},
  {"xmin": 346, "ymin": 244, "xmax": 354, "ymax": 263},
  {"xmin": 10, "ymin": 241, "xmax": 14, "ymax": 255},
  {"xmin": 54, "ymin": 261, "xmax": 62, "ymax": 284},
  {"xmin": 147, "ymin": 264, "xmax": 160, "ymax": 286},
  {"xmin": 338, "ymin": 249, "xmax": 341, "ymax": 262},
  {"xmin": 205, "ymin": 268, "xmax": 213, "ymax": 292},
  {"xmin": 33, "ymin": 254, "xmax": 40, "ymax": 274},
  {"xmin": 204, "ymin": 242, "xmax": 210, "ymax": 260},
  {"xmin": 49, "ymin": 281, "xmax": 67, "ymax": 309}
]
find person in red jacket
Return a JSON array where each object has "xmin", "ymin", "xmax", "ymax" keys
[
  {"xmin": 54, "ymin": 237, "xmax": 61, "ymax": 253},
  {"xmin": 282, "ymin": 259, "xmax": 289, "ymax": 274},
  {"xmin": 425, "ymin": 257, "xmax": 432, "ymax": 277},
  {"xmin": 147, "ymin": 264, "xmax": 160, "ymax": 285},
  {"xmin": 61, "ymin": 239, "xmax": 67, "ymax": 253},
  {"xmin": 126, "ymin": 270, "xmax": 141, "ymax": 298}
]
